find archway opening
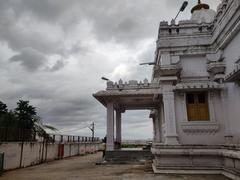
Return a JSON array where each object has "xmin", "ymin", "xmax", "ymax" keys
[{"xmin": 120, "ymin": 110, "xmax": 153, "ymax": 150}]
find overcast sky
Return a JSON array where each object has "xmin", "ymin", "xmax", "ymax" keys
[{"xmin": 0, "ymin": 0, "xmax": 221, "ymax": 139}]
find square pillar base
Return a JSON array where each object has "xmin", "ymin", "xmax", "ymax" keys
[
  {"xmin": 165, "ymin": 136, "xmax": 179, "ymax": 145},
  {"xmin": 224, "ymin": 135, "xmax": 233, "ymax": 144}
]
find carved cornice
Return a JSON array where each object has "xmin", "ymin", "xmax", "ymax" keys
[
  {"xmin": 106, "ymin": 79, "xmax": 160, "ymax": 90},
  {"xmin": 175, "ymin": 81, "xmax": 223, "ymax": 91},
  {"xmin": 207, "ymin": 62, "xmax": 226, "ymax": 75},
  {"xmin": 153, "ymin": 64, "xmax": 182, "ymax": 78}
]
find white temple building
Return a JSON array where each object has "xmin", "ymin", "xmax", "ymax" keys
[{"xmin": 94, "ymin": 0, "xmax": 240, "ymax": 179}]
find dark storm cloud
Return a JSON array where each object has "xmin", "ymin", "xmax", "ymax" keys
[
  {"xmin": 46, "ymin": 59, "xmax": 66, "ymax": 72},
  {"xmin": 0, "ymin": 0, "xmax": 221, "ymax": 52},
  {"xmin": 0, "ymin": 12, "xmax": 61, "ymax": 55},
  {"xmin": 43, "ymin": 98, "xmax": 96, "ymax": 117},
  {"xmin": 9, "ymin": 48, "xmax": 46, "ymax": 71},
  {"xmin": 0, "ymin": 0, "xmax": 166, "ymax": 46},
  {"xmin": 51, "ymin": 60, "xmax": 65, "ymax": 71},
  {"xmin": 39, "ymin": 100, "xmax": 105, "ymax": 130}
]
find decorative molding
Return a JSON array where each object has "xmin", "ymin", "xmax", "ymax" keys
[
  {"xmin": 206, "ymin": 50, "xmax": 224, "ymax": 62},
  {"xmin": 207, "ymin": 61, "xmax": 226, "ymax": 75},
  {"xmin": 159, "ymin": 76, "xmax": 178, "ymax": 83},
  {"xmin": 105, "ymin": 79, "xmax": 161, "ymax": 91},
  {"xmin": 225, "ymin": 60, "xmax": 240, "ymax": 82},
  {"xmin": 153, "ymin": 64, "xmax": 182, "ymax": 78},
  {"xmin": 175, "ymin": 81, "xmax": 223, "ymax": 91},
  {"xmin": 181, "ymin": 122, "xmax": 220, "ymax": 135}
]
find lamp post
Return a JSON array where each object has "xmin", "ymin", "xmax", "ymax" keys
[
  {"xmin": 139, "ymin": 62, "xmax": 156, "ymax": 66},
  {"xmin": 174, "ymin": 1, "xmax": 188, "ymax": 21},
  {"xmin": 101, "ymin": 77, "xmax": 109, "ymax": 81},
  {"xmin": 89, "ymin": 122, "xmax": 95, "ymax": 139}
]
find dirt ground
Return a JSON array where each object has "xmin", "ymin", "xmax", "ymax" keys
[{"xmin": 0, "ymin": 152, "xmax": 230, "ymax": 180}]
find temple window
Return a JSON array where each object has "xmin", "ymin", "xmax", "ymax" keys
[{"xmin": 186, "ymin": 92, "xmax": 210, "ymax": 121}]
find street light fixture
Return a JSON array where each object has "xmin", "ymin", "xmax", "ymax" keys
[
  {"xmin": 101, "ymin": 77, "xmax": 109, "ymax": 81},
  {"xmin": 139, "ymin": 62, "xmax": 156, "ymax": 66},
  {"xmin": 174, "ymin": 1, "xmax": 188, "ymax": 21}
]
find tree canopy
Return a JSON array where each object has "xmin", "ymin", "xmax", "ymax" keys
[
  {"xmin": 15, "ymin": 100, "xmax": 37, "ymax": 129},
  {"xmin": 0, "ymin": 101, "xmax": 8, "ymax": 114},
  {"xmin": 0, "ymin": 100, "xmax": 56, "ymax": 140}
]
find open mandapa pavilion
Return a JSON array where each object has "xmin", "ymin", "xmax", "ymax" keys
[{"xmin": 94, "ymin": 0, "xmax": 240, "ymax": 179}]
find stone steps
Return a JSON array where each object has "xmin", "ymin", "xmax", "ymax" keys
[{"xmin": 105, "ymin": 150, "xmax": 153, "ymax": 164}]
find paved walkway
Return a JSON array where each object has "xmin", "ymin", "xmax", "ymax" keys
[{"xmin": 0, "ymin": 152, "xmax": 230, "ymax": 180}]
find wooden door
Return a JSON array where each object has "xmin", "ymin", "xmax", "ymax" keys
[{"xmin": 186, "ymin": 92, "xmax": 209, "ymax": 121}]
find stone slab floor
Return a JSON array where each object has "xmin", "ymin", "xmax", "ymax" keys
[{"xmin": 0, "ymin": 152, "xmax": 230, "ymax": 180}]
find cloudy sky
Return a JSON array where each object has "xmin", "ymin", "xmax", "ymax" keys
[{"xmin": 0, "ymin": 0, "xmax": 220, "ymax": 139}]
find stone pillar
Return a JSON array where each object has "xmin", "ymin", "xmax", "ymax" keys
[
  {"xmin": 150, "ymin": 110, "xmax": 157, "ymax": 142},
  {"xmin": 221, "ymin": 89, "xmax": 233, "ymax": 144},
  {"xmin": 155, "ymin": 109, "xmax": 161, "ymax": 143},
  {"xmin": 163, "ymin": 87, "xmax": 179, "ymax": 145},
  {"xmin": 152, "ymin": 118, "xmax": 156, "ymax": 142},
  {"xmin": 116, "ymin": 110, "xmax": 122, "ymax": 149},
  {"xmin": 152, "ymin": 110, "xmax": 161, "ymax": 143},
  {"xmin": 106, "ymin": 102, "xmax": 114, "ymax": 151}
]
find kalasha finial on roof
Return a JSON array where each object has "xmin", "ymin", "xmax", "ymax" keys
[{"xmin": 191, "ymin": 0, "xmax": 210, "ymax": 13}]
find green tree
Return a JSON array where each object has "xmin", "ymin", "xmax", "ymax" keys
[
  {"xmin": 0, "ymin": 101, "xmax": 8, "ymax": 114},
  {"xmin": 0, "ymin": 100, "xmax": 56, "ymax": 141},
  {"xmin": 0, "ymin": 101, "xmax": 18, "ymax": 128},
  {"xmin": 15, "ymin": 100, "xmax": 57, "ymax": 140},
  {"xmin": 15, "ymin": 100, "xmax": 37, "ymax": 129}
]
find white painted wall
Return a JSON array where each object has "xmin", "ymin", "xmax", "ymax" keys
[
  {"xmin": 0, "ymin": 142, "xmax": 101, "ymax": 170},
  {"xmin": 167, "ymin": 54, "xmax": 226, "ymax": 145},
  {"xmin": 180, "ymin": 55, "xmax": 209, "ymax": 78},
  {"xmin": 174, "ymin": 92, "xmax": 225, "ymax": 145},
  {"xmin": 223, "ymin": 31, "xmax": 240, "ymax": 143},
  {"xmin": 224, "ymin": 31, "xmax": 240, "ymax": 75}
]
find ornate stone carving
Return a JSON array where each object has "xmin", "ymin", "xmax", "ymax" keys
[
  {"xmin": 143, "ymin": 78, "xmax": 149, "ymax": 86},
  {"xmin": 107, "ymin": 81, "xmax": 114, "ymax": 89},
  {"xmin": 207, "ymin": 62, "xmax": 226, "ymax": 75},
  {"xmin": 175, "ymin": 81, "xmax": 223, "ymax": 91},
  {"xmin": 153, "ymin": 64, "xmax": 182, "ymax": 78},
  {"xmin": 181, "ymin": 122, "xmax": 220, "ymax": 135},
  {"xmin": 106, "ymin": 79, "xmax": 160, "ymax": 90}
]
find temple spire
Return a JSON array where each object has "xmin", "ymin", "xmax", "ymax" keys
[{"xmin": 191, "ymin": 0, "xmax": 210, "ymax": 14}]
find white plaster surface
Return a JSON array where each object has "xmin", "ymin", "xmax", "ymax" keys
[
  {"xmin": 191, "ymin": 9, "xmax": 216, "ymax": 23},
  {"xmin": 0, "ymin": 142, "xmax": 100, "ymax": 170}
]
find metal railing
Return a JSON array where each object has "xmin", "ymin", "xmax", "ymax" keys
[
  {"xmin": 48, "ymin": 134, "xmax": 100, "ymax": 143},
  {"xmin": 0, "ymin": 128, "xmax": 36, "ymax": 142},
  {"xmin": 0, "ymin": 128, "xmax": 100, "ymax": 143}
]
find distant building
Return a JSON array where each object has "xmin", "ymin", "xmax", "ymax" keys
[{"xmin": 94, "ymin": 0, "xmax": 240, "ymax": 179}]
